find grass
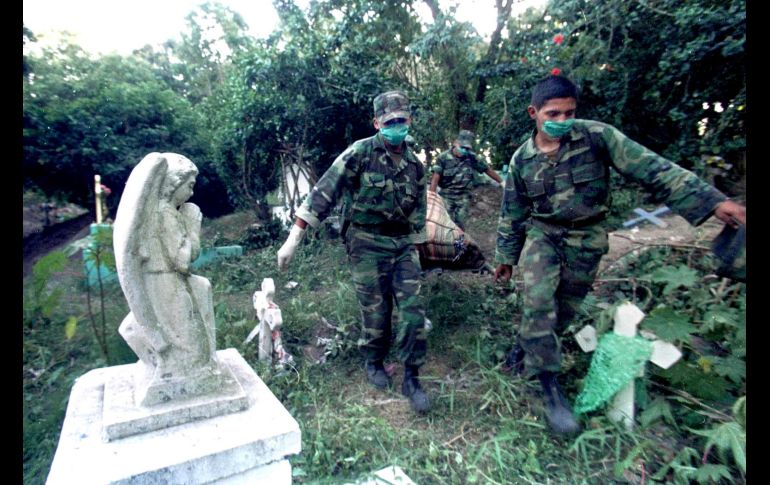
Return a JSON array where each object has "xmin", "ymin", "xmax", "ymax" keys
[{"xmin": 23, "ymin": 187, "xmax": 746, "ymax": 484}]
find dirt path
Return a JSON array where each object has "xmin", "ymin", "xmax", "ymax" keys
[{"xmin": 22, "ymin": 211, "xmax": 93, "ymax": 278}]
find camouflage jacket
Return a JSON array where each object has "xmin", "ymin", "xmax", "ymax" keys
[
  {"xmin": 296, "ymin": 133, "xmax": 427, "ymax": 244},
  {"xmin": 495, "ymin": 119, "xmax": 727, "ymax": 265},
  {"xmin": 430, "ymin": 149, "xmax": 489, "ymax": 195}
]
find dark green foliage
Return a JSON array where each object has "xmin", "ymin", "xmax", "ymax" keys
[{"xmin": 238, "ymin": 217, "xmax": 284, "ymax": 250}]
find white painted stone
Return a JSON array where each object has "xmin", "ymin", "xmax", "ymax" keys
[
  {"xmin": 46, "ymin": 349, "xmax": 301, "ymax": 485},
  {"xmin": 612, "ymin": 302, "xmax": 645, "ymax": 337},
  {"xmin": 608, "ymin": 302, "xmax": 644, "ymax": 429},
  {"xmin": 584, "ymin": 302, "xmax": 683, "ymax": 429},
  {"xmin": 215, "ymin": 459, "xmax": 292, "ymax": 485},
  {"xmin": 102, "ymin": 354, "xmax": 248, "ymax": 441},
  {"xmin": 607, "ymin": 382, "xmax": 635, "ymax": 429},
  {"xmin": 575, "ymin": 325, "xmax": 598, "ymax": 352},
  {"xmin": 349, "ymin": 465, "xmax": 417, "ymax": 485},
  {"xmin": 650, "ymin": 340, "xmax": 683, "ymax": 370}
]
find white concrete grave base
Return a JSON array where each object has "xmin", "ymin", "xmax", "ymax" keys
[{"xmin": 46, "ymin": 348, "xmax": 301, "ymax": 485}]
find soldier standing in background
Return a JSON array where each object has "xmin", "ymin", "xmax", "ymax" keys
[
  {"xmin": 276, "ymin": 90, "xmax": 431, "ymax": 413},
  {"xmin": 429, "ymin": 130, "xmax": 503, "ymax": 230},
  {"xmin": 494, "ymin": 75, "xmax": 746, "ymax": 435}
]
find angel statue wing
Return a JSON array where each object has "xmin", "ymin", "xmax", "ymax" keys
[{"xmin": 113, "ymin": 153, "xmax": 169, "ymax": 352}]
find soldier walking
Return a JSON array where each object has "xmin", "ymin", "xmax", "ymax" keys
[
  {"xmin": 494, "ymin": 75, "xmax": 746, "ymax": 435},
  {"xmin": 276, "ymin": 90, "xmax": 431, "ymax": 413},
  {"xmin": 429, "ymin": 130, "xmax": 503, "ymax": 230}
]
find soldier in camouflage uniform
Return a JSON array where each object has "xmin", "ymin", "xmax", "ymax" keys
[
  {"xmin": 494, "ymin": 75, "xmax": 746, "ymax": 435},
  {"xmin": 277, "ymin": 90, "xmax": 431, "ymax": 413},
  {"xmin": 429, "ymin": 130, "xmax": 503, "ymax": 230}
]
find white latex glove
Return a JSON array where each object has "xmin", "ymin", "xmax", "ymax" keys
[{"xmin": 277, "ymin": 224, "xmax": 306, "ymax": 271}]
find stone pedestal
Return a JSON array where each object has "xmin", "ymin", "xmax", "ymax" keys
[{"xmin": 46, "ymin": 348, "xmax": 301, "ymax": 485}]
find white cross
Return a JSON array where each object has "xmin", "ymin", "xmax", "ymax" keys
[
  {"xmin": 244, "ymin": 278, "xmax": 293, "ymax": 366},
  {"xmin": 575, "ymin": 302, "xmax": 682, "ymax": 428}
]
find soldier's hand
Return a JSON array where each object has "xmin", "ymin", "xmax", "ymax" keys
[
  {"xmin": 714, "ymin": 200, "xmax": 746, "ymax": 228},
  {"xmin": 277, "ymin": 224, "xmax": 306, "ymax": 271},
  {"xmin": 495, "ymin": 264, "xmax": 513, "ymax": 283}
]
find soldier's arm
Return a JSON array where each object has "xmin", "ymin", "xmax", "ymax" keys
[
  {"xmin": 596, "ymin": 121, "xmax": 728, "ymax": 226},
  {"xmin": 494, "ymin": 158, "xmax": 530, "ymax": 266},
  {"xmin": 471, "ymin": 154, "xmax": 503, "ymax": 185},
  {"xmin": 408, "ymin": 165, "xmax": 428, "ymax": 244},
  {"xmin": 295, "ymin": 146, "xmax": 359, "ymax": 228},
  {"xmin": 484, "ymin": 167, "xmax": 504, "ymax": 185},
  {"xmin": 429, "ymin": 157, "xmax": 443, "ymax": 192},
  {"xmin": 429, "ymin": 172, "xmax": 441, "ymax": 192}
]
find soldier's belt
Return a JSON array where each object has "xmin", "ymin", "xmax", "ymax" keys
[
  {"xmin": 531, "ymin": 214, "xmax": 605, "ymax": 230},
  {"xmin": 351, "ymin": 222, "xmax": 411, "ymax": 237}
]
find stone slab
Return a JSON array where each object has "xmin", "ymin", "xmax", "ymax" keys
[
  {"xmin": 46, "ymin": 348, "xmax": 301, "ymax": 485},
  {"xmin": 102, "ymin": 353, "xmax": 249, "ymax": 441},
  {"xmin": 216, "ymin": 459, "xmax": 292, "ymax": 485}
]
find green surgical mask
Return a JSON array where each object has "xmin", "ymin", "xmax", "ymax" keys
[
  {"xmin": 380, "ymin": 124, "xmax": 409, "ymax": 145},
  {"xmin": 542, "ymin": 119, "xmax": 575, "ymax": 138}
]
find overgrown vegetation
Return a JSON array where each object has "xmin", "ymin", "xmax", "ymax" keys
[
  {"xmin": 23, "ymin": 0, "xmax": 745, "ymax": 482},
  {"xmin": 23, "ymin": 0, "xmax": 745, "ymax": 217},
  {"xmin": 23, "ymin": 197, "xmax": 745, "ymax": 483}
]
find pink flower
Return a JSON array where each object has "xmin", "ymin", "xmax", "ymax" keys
[
  {"xmin": 520, "ymin": 56, "xmax": 527, "ymax": 63},
  {"xmin": 551, "ymin": 67, "xmax": 561, "ymax": 76},
  {"xmin": 553, "ymin": 33, "xmax": 564, "ymax": 45}
]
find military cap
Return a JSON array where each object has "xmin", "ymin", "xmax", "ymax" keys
[
  {"xmin": 373, "ymin": 90, "xmax": 411, "ymax": 123},
  {"xmin": 456, "ymin": 130, "xmax": 475, "ymax": 148}
]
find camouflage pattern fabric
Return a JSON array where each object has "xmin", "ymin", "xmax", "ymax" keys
[
  {"xmin": 495, "ymin": 119, "xmax": 727, "ymax": 375},
  {"xmin": 431, "ymin": 148, "xmax": 489, "ymax": 229},
  {"xmin": 495, "ymin": 119, "xmax": 727, "ymax": 266},
  {"xmin": 296, "ymin": 132, "xmax": 428, "ymax": 366},
  {"xmin": 517, "ymin": 220, "xmax": 607, "ymax": 374},
  {"xmin": 345, "ymin": 226, "xmax": 427, "ymax": 366},
  {"xmin": 373, "ymin": 90, "xmax": 411, "ymax": 123},
  {"xmin": 441, "ymin": 193, "xmax": 471, "ymax": 231},
  {"xmin": 297, "ymin": 133, "xmax": 427, "ymax": 245},
  {"xmin": 457, "ymin": 130, "xmax": 475, "ymax": 147}
]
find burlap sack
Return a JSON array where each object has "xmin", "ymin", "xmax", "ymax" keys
[{"xmin": 417, "ymin": 191, "xmax": 486, "ymax": 270}]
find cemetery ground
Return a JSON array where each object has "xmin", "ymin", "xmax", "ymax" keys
[{"xmin": 23, "ymin": 185, "xmax": 745, "ymax": 484}]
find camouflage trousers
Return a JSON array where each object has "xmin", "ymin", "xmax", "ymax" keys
[
  {"xmin": 517, "ymin": 220, "xmax": 608, "ymax": 375},
  {"xmin": 345, "ymin": 227, "xmax": 428, "ymax": 367},
  {"xmin": 442, "ymin": 191, "xmax": 472, "ymax": 230}
]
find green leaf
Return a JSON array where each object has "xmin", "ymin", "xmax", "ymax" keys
[
  {"xmin": 45, "ymin": 367, "xmax": 65, "ymax": 387},
  {"xmin": 641, "ymin": 306, "xmax": 696, "ymax": 343},
  {"xmin": 64, "ymin": 316, "xmax": 78, "ymax": 340},
  {"xmin": 656, "ymin": 362, "xmax": 730, "ymax": 401},
  {"xmin": 732, "ymin": 396, "xmax": 746, "ymax": 430},
  {"xmin": 701, "ymin": 307, "xmax": 740, "ymax": 333},
  {"xmin": 644, "ymin": 265, "xmax": 698, "ymax": 294},
  {"xmin": 712, "ymin": 355, "xmax": 745, "ymax": 384},
  {"xmin": 690, "ymin": 421, "xmax": 746, "ymax": 473},
  {"xmin": 639, "ymin": 397, "xmax": 674, "ymax": 427},
  {"xmin": 693, "ymin": 464, "xmax": 731, "ymax": 483}
]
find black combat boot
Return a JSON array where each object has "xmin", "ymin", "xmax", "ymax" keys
[
  {"xmin": 538, "ymin": 371, "xmax": 581, "ymax": 436},
  {"xmin": 365, "ymin": 360, "xmax": 390, "ymax": 389},
  {"xmin": 503, "ymin": 343, "xmax": 525, "ymax": 375},
  {"xmin": 402, "ymin": 365, "xmax": 430, "ymax": 413}
]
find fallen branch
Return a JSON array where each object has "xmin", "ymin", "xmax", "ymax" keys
[
  {"xmin": 442, "ymin": 422, "xmax": 469, "ymax": 447},
  {"xmin": 599, "ymin": 236, "xmax": 710, "ymax": 277}
]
